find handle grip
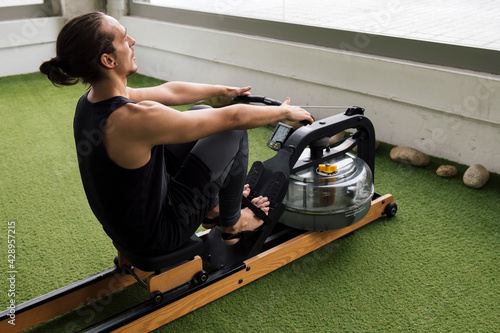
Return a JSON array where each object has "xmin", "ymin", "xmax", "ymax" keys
[
  {"xmin": 233, "ymin": 95, "xmax": 282, "ymax": 106},
  {"xmin": 233, "ymin": 95, "xmax": 311, "ymax": 125}
]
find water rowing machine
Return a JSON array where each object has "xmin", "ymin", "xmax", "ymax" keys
[{"xmin": 0, "ymin": 97, "xmax": 397, "ymax": 332}]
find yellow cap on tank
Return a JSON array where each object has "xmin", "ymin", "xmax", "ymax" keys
[{"xmin": 318, "ymin": 163, "xmax": 337, "ymax": 174}]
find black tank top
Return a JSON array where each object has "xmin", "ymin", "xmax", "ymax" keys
[{"xmin": 73, "ymin": 91, "xmax": 170, "ymax": 254}]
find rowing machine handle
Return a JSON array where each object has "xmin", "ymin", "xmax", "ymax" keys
[
  {"xmin": 234, "ymin": 95, "xmax": 282, "ymax": 106},
  {"xmin": 233, "ymin": 95, "xmax": 311, "ymax": 125}
]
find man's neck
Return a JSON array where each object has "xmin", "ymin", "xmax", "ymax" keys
[{"xmin": 88, "ymin": 76, "xmax": 128, "ymax": 103}]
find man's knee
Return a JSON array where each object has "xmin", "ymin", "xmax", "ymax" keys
[{"xmin": 191, "ymin": 130, "xmax": 247, "ymax": 175}]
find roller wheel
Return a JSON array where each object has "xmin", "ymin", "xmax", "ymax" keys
[
  {"xmin": 150, "ymin": 290, "xmax": 163, "ymax": 304},
  {"xmin": 384, "ymin": 202, "xmax": 398, "ymax": 217},
  {"xmin": 195, "ymin": 270, "xmax": 209, "ymax": 283}
]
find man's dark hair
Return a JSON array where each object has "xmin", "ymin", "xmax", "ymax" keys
[{"xmin": 40, "ymin": 11, "xmax": 116, "ymax": 86}]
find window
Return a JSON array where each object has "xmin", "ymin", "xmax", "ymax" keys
[
  {"xmin": 129, "ymin": 0, "xmax": 500, "ymax": 74},
  {"xmin": 0, "ymin": 0, "xmax": 43, "ymax": 7},
  {"xmin": 132, "ymin": 0, "xmax": 500, "ymax": 51}
]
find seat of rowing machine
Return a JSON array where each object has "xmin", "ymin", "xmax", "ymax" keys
[{"xmin": 113, "ymin": 234, "xmax": 203, "ymax": 272}]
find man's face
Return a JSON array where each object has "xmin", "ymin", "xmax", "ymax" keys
[{"xmin": 104, "ymin": 15, "xmax": 137, "ymax": 77}]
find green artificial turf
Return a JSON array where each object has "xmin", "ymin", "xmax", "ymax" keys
[{"xmin": 1, "ymin": 72, "xmax": 499, "ymax": 332}]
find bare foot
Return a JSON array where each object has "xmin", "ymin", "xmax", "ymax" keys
[
  {"xmin": 221, "ymin": 195, "xmax": 270, "ymax": 245},
  {"xmin": 202, "ymin": 184, "xmax": 252, "ymax": 229},
  {"xmin": 242, "ymin": 184, "xmax": 251, "ymax": 198}
]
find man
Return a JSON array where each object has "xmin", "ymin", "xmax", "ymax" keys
[{"xmin": 40, "ymin": 12, "xmax": 313, "ymax": 255}]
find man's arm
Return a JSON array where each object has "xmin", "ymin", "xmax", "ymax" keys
[
  {"xmin": 126, "ymin": 82, "xmax": 251, "ymax": 105},
  {"xmin": 122, "ymin": 98, "xmax": 310, "ymax": 145},
  {"xmin": 104, "ymin": 98, "xmax": 312, "ymax": 169}
]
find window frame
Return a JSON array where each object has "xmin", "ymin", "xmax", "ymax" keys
[{"xmin": 129, "ymin": 1, "xmax": 500, "ymax": 75}]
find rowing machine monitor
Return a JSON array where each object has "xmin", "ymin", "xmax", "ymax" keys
[{"xmin": 267, "ymin": 122, "xmax": 294, "ymax": 151}]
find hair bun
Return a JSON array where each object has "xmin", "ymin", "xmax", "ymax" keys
[
  {"xmin": 40, "ymin": 56, "xmax": 76, "ymax": 86},
  {"xmin": 40, "ymin": 57, "xmax": 62, "ymax": 73},
  {"xmin": 50, "ymin": 56, "xmax": 64, "ymax": 67}
]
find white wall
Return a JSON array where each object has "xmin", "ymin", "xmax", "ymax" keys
[
  {"xmin": 0, "ymin": 0, "xmax": 119, "ymax": 77},
  {"xmin": 0, "ymin": 17, "xmax": 64, "ymax": 76},
  {"xmin": 59, "ymin": 0, "xmax": 97, "ymax": 19},
  {"xmin": 0, "ymin": 0, "xmax": 103, "ymax": 77},
  {"xmin": 121, "ymin": 16, "xmax": 500, "ymax": 174}
]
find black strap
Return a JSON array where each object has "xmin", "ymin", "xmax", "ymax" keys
[{"xmin": 241, "ymin": 196, "xmax": 273, "ymax": 225}]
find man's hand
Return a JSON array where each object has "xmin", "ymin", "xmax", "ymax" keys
[
  {"xmin": 195, "ymin": 85, "xmax": 252, "ymax": 108},
  {"xmin": 280, "ymin": 97, "xmax": 314, "ymax": 128},
  {"xmin": 223, "ymin": 85, "xmax": 252, "ymax": 98}
]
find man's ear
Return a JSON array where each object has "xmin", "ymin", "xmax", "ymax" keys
[{"xmin": 100, "ymin": 53, "xmax": 116, "ymax": 69}]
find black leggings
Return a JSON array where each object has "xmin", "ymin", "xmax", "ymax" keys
[{"xmin": 162, "ymin": 106, "xmax": 249, "ymax": 250}]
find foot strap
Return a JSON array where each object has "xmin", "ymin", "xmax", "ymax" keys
[{"xmin": 241, "ymin": 196, "xmax": 273, "ymax": 225}]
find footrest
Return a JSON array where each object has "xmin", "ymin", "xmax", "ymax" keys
[
  {"xmin": 245, "ymin": 161, "xmax": 289, "ymax": 221},
  {"xmin": 246, "ymin": 161, "xmax": 265, "ymax": 191},
  {"xmin": 113, "ymin": 234, "xmax": 203, "ymax": 272},
  {"xmin": 262, "ymin": 171, "xmax": 288, "ymax": 208}
]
